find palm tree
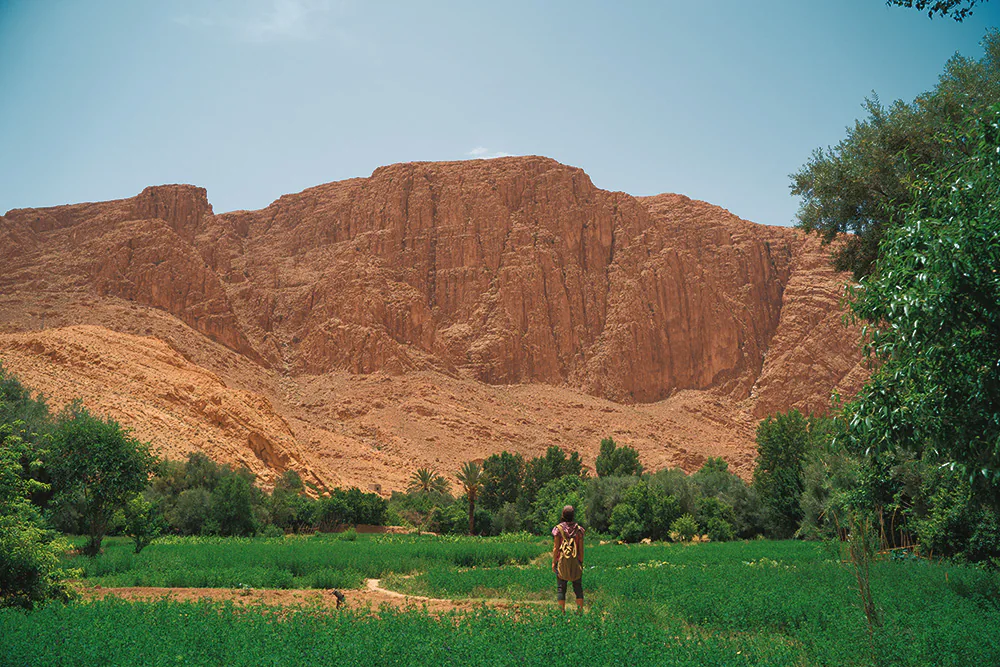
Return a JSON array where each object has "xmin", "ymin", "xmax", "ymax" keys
[
  {"xmin": 455, "ymin": 461, "xmax": 483, "ymax": 535},
  {"xmin": 407, "ymin": 468, "xmax": 450, "ymax": 495}
]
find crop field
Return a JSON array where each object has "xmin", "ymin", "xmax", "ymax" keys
[
  {"xmin": 63, "ymin": 533, "xmax": 547, "ymax": 590},
  {"xmin": 3, "ymin": 535, "xmax": 999, "ymax": 666}
]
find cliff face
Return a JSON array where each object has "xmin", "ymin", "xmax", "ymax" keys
[
  {"xmin": 194, "ymin": 157, "xmax": 827, "ymax": 404},
  {"xmin": 0, "ymin": 157, "xmax": 865, "ymax": 487}
]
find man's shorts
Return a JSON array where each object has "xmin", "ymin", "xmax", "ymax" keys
[{"xmin": 556, "ymin": 576, "xmax": 584, "ymax": 601}]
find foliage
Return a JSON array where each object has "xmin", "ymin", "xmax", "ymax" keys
[
  {"xmin": 493, "ymin": 502, "xmax": 522, "ymax": 534},
  {"xmin": 48, "ymin": 403, "xmax": 156, "ymax": 556},
  {"xmin": 594, "ymin": 437, "xmax": 643, "ymax": 477},
  {"xmin": 886, "ymin": 0, "xmax": 987, "ymax": 20},
  {"xmin": 583, "ymin": 474, "xmax": 639, "ymax": 534},
  {"xmin": 528, "ymin": 475, "xmax": 586, "ymax": 534},
  {"xmin": 122, "ymin": 493, "xmax": 164, "ymax": 554},
  {"xmin": 790, "ymin": 30, "xmax": 1000, "ymax": 277},
  {"xmin": 0, "ymin": 428, "xmax": 72, "ymax": 608},
  {"xmin": 211, "ymin": 472, "xmax": 262, "ymax": 537},
  {"xmin": 608, "ymin": 502, "xmax": 644, "ymax": 543},
  {"xmin": 166, "ymin": 488, "xmax": 215, "ymax": 536},
  {"xmin": 388, "ymin": 488, "xmax": 451, "ymax": 533},
  {"xmin": 521, "ymin": 446, "xmax": 584, "ymax": 507},
  {"xmin": 670, "ymin": 514, "xmax": 699, "ymax": 542},
  {"xmin": 845, "ymin": 105, "xmax": 1000, "ymax": 489},
  {"xmin": 455, "ymin": 461, "xmax": 483, "ymax": 535},
  {"xmin": 479, "ymin": 452, "xmax": 524, "ymax": 512},
  {"xmin": 706, "ymin": 517, "xmax": 735, "ymax": 542},
  {"xmin": 406, "ymin": 468, "xmax": 450, "ymax": 496},
  {"xmin": 753, "ymin": 410, "xmax": 813, "ymax": 538}
]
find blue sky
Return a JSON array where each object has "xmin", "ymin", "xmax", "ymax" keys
[{"xmin": 1, "ymin": 1, "xmax": 997, "ymax": 226}]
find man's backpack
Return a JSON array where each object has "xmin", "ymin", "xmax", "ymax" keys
[{"xmin": 556, "ymin": 525, "xmax": 582, "ymax": 581}]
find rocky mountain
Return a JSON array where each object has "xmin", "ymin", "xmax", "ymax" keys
[{"xmin": 0, "ymin": 157, "xmax": 865, "ymax": 490}]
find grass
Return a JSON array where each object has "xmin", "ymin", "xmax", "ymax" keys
[
  {"xmin": 4, "ymin": 535, "xmax": 996, "ymax": 666},
  {"xmin": 64, "ymin": 532, "xmax": 549, "ymax": 590}
]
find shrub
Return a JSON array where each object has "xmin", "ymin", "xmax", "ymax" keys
[
  {"xmin": 706, "ymin": 517, "xmax": 735, "ymax": 542},
  {"xmin": 609, "ymin": 503, "xmax": 644, "ymax": 543},
  {"xmin": 493, "ymin": 503, "xmax": 522, "ymax": 534},
  {"xmin": 669, "ymin": 514, "xmax": 699, "ymax": 542}
]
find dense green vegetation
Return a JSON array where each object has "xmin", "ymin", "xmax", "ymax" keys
[
  {"xmin": 4, "ymin": 536, "xmax": 999, "ymax": 666},
  {"xmin": 791, "ymin": 29, "xmax": 998, "ymax": 278},
  {"xmin": 0, "ymin": 599, "xmax": 802, "ymax": 667},
  {"xmin": 66, "ymin": 533, "xmax": 546, "ymax": 590}
]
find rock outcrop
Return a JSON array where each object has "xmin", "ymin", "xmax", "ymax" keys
[{"xmin": 0, "ymin": 157, "xmax": 866, "ymax": 488}]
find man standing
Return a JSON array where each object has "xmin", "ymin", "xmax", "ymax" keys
[{"xmin": 552, "ymin": 505, "xmax": 584, "ymax": 613}]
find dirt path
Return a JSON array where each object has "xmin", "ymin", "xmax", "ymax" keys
[{"xmin": 81, "ymin": 580, "xmax": 550, "ymax": 615}]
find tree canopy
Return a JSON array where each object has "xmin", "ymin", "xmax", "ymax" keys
[
  {"xmin": 844, "ymin": 105, "xmax": 1000, "ymax": 487},
  {"xmin": 791, "ymin": 29, "xmax": 1000, "ymax": 278},
  {"xmin": 48, "ymin": 404, "xmax": 157, "ymax": 555},
  {"xmin": 886, "ymin": 0, "xmax": 987, "ymax": 20}
]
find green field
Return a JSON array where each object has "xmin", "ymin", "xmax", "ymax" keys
[{"xmin": 2, "ymin": 535, "xmax": 999, "ymax": 666}]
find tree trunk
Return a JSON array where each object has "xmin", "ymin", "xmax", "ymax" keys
[{"xmin": 468, "ymin": 496, "xmax": 475, "ymax": 535}]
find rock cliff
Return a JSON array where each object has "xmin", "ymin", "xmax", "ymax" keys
[{"xmin": 0, "ymin": 157, "xmax": 865, "ymax": 488}]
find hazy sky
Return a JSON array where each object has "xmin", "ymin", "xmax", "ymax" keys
[{"xmin": 1, "ymin": 1, "xmax": 997, "ymax": 226}]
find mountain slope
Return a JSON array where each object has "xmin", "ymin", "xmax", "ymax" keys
[{"xmin": 0, "ymin": 157, "xmax": 865, "ymax": 488}]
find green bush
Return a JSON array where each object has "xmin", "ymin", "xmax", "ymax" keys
[
  {"xmin": 706, "ymin": 517, "xmax": 735, "ymax": 542},
  {"xmin": 609, "ymin": 503, "xmax": 643, "ymax": 543},
  {"xmin": 122, "ymin": 493, "xmax": 164, "ymax": 554},
  {"xmin": 670, "ymin": 514, "xmax": 699, "ymax": 542}
]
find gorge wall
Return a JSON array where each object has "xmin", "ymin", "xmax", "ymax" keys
[{"xmin": 0, "ymin": 157, "xmax": 866, "ymax": 489}]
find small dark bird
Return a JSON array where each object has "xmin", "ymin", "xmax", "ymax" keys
[{"xmin": 330, "ymin": 589, "xmax": 345, "ymax": 609}]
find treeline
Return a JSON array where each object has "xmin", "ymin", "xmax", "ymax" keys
[{"xmin": 390, "ymin": 439, "xmax": 764, "ymax": 543}]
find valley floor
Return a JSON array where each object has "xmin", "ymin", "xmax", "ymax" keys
[{"xmin": 2, "ymin": 535, "xmax": 998, "ymax": 666}]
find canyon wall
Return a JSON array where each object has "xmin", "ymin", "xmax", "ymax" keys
[{"xmin": 0, "ymin": 157, "xmax": 865, "ymax": 487}]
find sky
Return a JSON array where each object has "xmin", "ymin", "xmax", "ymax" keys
[{"xmin": 1, "ymin": 1, "xmax": 997, "ymax": 227}]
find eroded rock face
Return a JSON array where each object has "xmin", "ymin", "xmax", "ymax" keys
[{"xmin": 0, "ymin": 157, "xmax": 865, "ymax": 488}]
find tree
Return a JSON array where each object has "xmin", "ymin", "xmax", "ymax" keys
[
  {"xmin": 886, "ymin": 0, "xmax": 987, "ymax": 20},
  {"xmin": 752, "ymin": 410, "xmax": 811, "ymax": 538},
  {"xmin": 122, "ymin": 493, "xmax": 163, "ymax": 554},
  {"xmin": 791, "ymin": 30, "xmax": 1000, "ymax": 278},
  {"xmin": 407, "ymin": 468, "xmax": 450, "ymax": 495},
  {"xmin": 480, "ymin": 451, "xmax": 525, "ymax": 512},
  {"xmin": 845, "ymin": 105, "xmax": 1000, "ymax": 491},
  {"xmin": 211, "ymin": 470, "xmax": 260, "ymax": 536},
  {"xmin": 49, "ymin": 404, "xmax": 156, "ymax": 556},
  {"xmin": 595, "ymin": 437, "xmax": 644, "ymax": 477},
  {"xmin": 455, "ymin": 461, "xmax": 483, "ymax": 535},
  {"xmin": 270, "ymin": 470, "xmax": 309, "ymax": 533},
  {"xmin": 522, "ymin": 446, "xmax": 584, "ymax": 507},
  {"xmin": 529, "ymin": 475, "xmax": 586, "ymax": 533},
  {"xmin": 0, "ymin": 427, "xmax": 72, "ymax": 608}
]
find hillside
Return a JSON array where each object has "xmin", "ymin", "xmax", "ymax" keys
[{"xmin": 0, "ymin": 157, "xmax": 865, "ymax": 489}]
